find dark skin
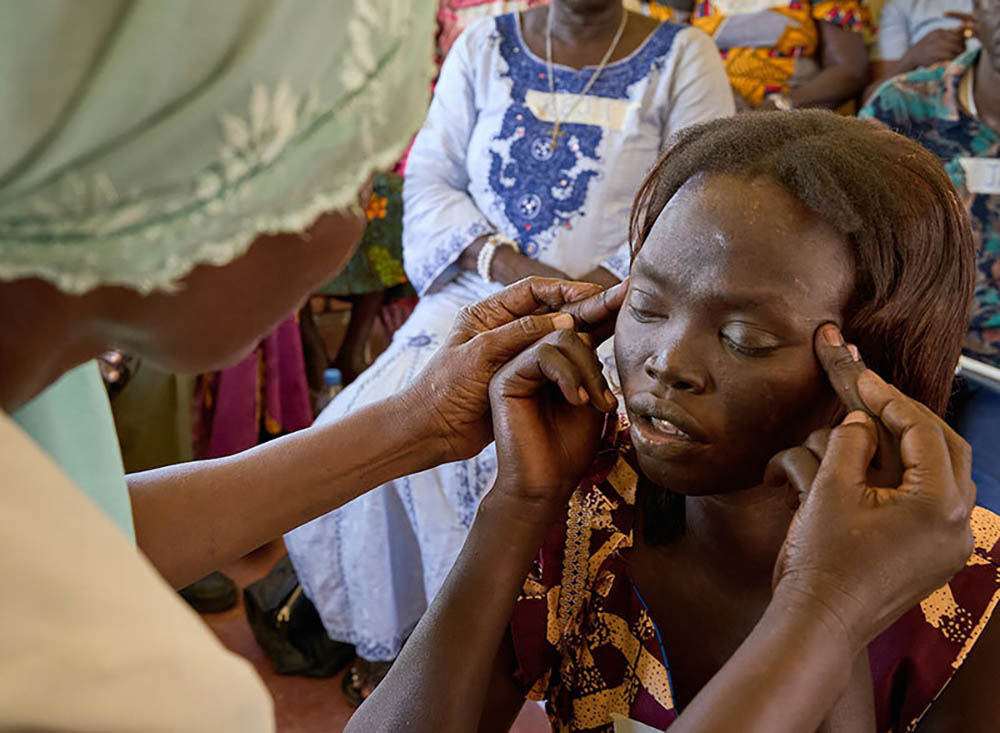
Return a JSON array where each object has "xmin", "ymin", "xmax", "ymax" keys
[
  {"xmin": 616, "ymin": 174, "xmax": 999, "ymax": 730},
  {"xmin": 866, "ymin": 27, "xmax": 969, "ymax": 100},
  {"xmin": 615, "ymin": 174, "xmax": 998, "ymax": 729},
  {"xmin": 972, "ymin": 0, "xmax": 1000, "ymax": 134},
  {"xmin": 349, "ymin": 173, "xmax": 985, "ymax": 732},
  {"xmin": 881, "ymin": 17, "xmax": 1000, "ymax": 722},
  {"xmin": 875, "ymin": 9, "xmax": 1000, "ymax": 723},
  {"xmin": 616, "ymin": 174, "xmax": 871, "ymax": 727},
  {"xmin": 458, "ymin": 0, "xmax": 658, "ymax": 290},
  {"xmin": 865, "ymin": 10, "xmax": 978, "ymax": 102},
  {"xmin": 757, "ymin": 22, "xmax": 868, "ymax": 110},
  {"xmin": 0, "ymin": 171, "xmax": 627, "ymax": 587}
]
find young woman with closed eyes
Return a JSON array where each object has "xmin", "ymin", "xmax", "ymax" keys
[{"xmin": 350, "ymin": 111, "xmax": 996, "ymax": 733}]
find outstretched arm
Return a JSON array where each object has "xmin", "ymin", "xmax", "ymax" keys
[
  {"xmin": 129, "ymin": 393, "xmax": 445, "ymax": 588},
  {"xmin": 130, "ymin": 278, "xmax": 626, "ymax": 588}
]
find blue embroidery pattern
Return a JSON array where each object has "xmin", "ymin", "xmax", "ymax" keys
[
  {"xmin": 407, "ymin": 219, "xmax": 493, "ymax": 295},
  {"xmin": 407, "ymin": 333, "xmax": 433, "ymax": 348},
  {"xmin": 453, "ymin": 446, "xmax": 498, "ymax": 529},
  {"xmin": 488, "ymin": 15, "xmax": 681, "ymax": 257}
]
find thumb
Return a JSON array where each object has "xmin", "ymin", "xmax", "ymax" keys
[
  {"xmin": 814, "ymin": 411, "xmax": 878, "ymax": 495},
  {"xmin": 560, "ymin": 279, "xmax": 628, "ymax": 342},
  {"xmin": 764, "ymin": 446, "xmax": 821, "ymax": 505},
  {"xmin": 472, "ymin": 311, "xmax": 576, "ymax": 367}
]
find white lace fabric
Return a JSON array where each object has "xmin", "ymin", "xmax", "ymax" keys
[{"xmin": 0, "ymin": 0, "xmax": 436, "ymax": 294}]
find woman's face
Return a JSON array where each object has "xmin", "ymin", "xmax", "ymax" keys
[{"xmin": 615, "ymin": 174, "xmax": 855, "ymax": 495}]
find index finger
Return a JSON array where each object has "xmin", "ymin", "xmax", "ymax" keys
[
  {"xmin": 560, "ymin": 279, "xmax": 628, "ymax": 342},
  {"xmin": 858, "ymin": 369, "xmax": 973, "ymax": 506},
  {"xmin": 814, "ymin": 323, "xmax": 872, "ymax": 416},
  {"xmin": 456, "ymin": 277, "xmax": 605, "ymax": 335}
]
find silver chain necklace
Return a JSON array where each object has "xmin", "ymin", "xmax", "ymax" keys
[{"xmin": 544, "ymin": 6, "xmax": 628, "ymax": 149}]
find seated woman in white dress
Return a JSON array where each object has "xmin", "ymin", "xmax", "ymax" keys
[{"xmin": 285, "ymin": 0, "xmax": 734, "ymax": 698}]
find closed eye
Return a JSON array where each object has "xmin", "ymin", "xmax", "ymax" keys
[
  {"xmin": 721, "ymin": 334, "xmax": 778, "ymax": 357},
  {"xmin": 720, "ymin": 323, "xmax": 782, "ymax": 357},
  {"xmin": 628, "ymin": 304, "xmax": 663, "ymax": 323},
  {"xmin": 628, "ymin": 290, "xmax": 666, "ymax": 323}
]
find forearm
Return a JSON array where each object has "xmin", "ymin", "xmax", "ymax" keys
[
  {"xmin": 460, "ymin": 237, "xmax": 568, "ymax": 284},
  {"xmin": 459, "ymin": 234, "xmax": 493, "ymax": 271},
  {"xmin": 347, "ymin": 490, "xmax": 548, "ymax": 733},
  {"xmin": 671, "ymin": 586, "xmax": 859, "ymax": 733},
  {"xmin": 130, "ymin": 391, "xmax": 447, "ymax": 588},
  {"xmin": 817, "ymin": 652, "xmax": 876, "ymax": 733},
  {"xmin": 788, "ymin": 66, "xmax": 866, "ymax": 109}
]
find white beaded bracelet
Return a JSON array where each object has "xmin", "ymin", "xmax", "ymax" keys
[{"xmin": 476, "ymin": 234, "xmax": 520, "ymax": 283}]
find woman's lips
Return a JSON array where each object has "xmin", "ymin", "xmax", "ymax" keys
[
  {"xmin": 632, "ymin": 415, "xmax": 707, "ymax": 458},
  {"xmin": 649, "ymin": 416, "xmax": 692, "ymax": 440},
  {"xmin": 627, "ymin": 393, "xmax": 709, "ymax": 458},
  {"xmin": 626, "ymin": 393, "xmax": 709, "ymax": 444}
]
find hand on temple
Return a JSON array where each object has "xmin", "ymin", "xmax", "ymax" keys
[
  {"xmin": 765, "ymin": 323, "xmax": 976, "ymax": 651},
  {"xmin": 405, "ymin": 277, "xmax": 626, "ymax": 466}
]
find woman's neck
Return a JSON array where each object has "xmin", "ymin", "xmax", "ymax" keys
[
  {"xmin": 974, "ymin": 51, "xmax": 1000, "ymax": 135},
  {"xmin": 548, "ymin": 2, "xmax": 625, "ymax": 44},
  {"xmin": 653, "ymin": 483, "xmax": 795, "ymax": 588},
  {"xmin": 0, "ymin": 280, "xmax": 104, "ymax": 412}
]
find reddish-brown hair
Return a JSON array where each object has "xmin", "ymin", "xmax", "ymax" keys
[{"xmin": 629, "ymin": 110, "xmax": 976, "ymax": 415}]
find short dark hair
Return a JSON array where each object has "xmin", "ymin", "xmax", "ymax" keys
[{"xmin": 629, "ymin": 110, "xmax": 976, "ymax": 415}]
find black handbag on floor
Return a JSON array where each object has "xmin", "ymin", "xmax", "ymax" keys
[{"xmin": 243, "ymin": 554, "xmax": 355, "ymax": 677}]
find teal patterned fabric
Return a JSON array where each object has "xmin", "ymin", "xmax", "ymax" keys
[{"xmin": 861, "ymin": 50, "xmax": 1000, "ymax": 367}]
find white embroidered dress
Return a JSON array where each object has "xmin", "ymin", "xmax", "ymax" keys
[{"xmin": 284, "ymin": 13, "xmax": 733, "ymax": 661}]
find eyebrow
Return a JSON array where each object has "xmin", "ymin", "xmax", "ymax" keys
[
  {"xmin": 631, "ymin": 257, "xmax": 667, "ymax": 284},
  {"xmin": 631, "ymin": 259, "xmax": 800, "ymax": 319},
  {"xmin": 713, "ymin": 290, "xmax": 796, "ymax": 314}
]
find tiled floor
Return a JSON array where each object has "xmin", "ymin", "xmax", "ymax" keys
[{"xmin": 201, "ymin": 540, "xmax": 549, "ymax": 732}]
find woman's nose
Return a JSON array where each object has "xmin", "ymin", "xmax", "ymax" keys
[{"xmin": 643, "ymin": 342, "xmax": 709, "ymax": 394}]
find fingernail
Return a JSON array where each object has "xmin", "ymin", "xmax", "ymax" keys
[
  {"xmin": 578, "ymin": 386, "xmax": 589, "ymax": 403},
  {"xmin": 842, "ymin": 410, "xmax": 870, "ymax": 425},
  {"xmin": 847, "ymin": 344, "xmax": 860, "ymax": 362},
  {"xmin": 108, "ymin": 352, "xmax": 122, "ymax": 364},
  {"xmin": 821, "ymin": 324, "xmax": 843, "ymax": 346},
  {"xmin": 107, "ymin": 369, "xmax": 120, "ymax": 382},
  {"xmin": 552, "ymin": 313, "xmax": 574, "ymax": 330}
]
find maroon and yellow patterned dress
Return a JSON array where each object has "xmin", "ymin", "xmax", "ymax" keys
[{"xmin": 510, "ymin": 423, "xmax": 1000, "ymax": 732}]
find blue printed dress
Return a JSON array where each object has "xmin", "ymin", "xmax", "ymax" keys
[{"xmin": 285, "ymin": 13, "xmax": 734, "ymax": 661}]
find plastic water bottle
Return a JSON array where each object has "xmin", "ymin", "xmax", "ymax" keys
[{"xmin": 324, "ymin": 368, "xmax": 343, "ymax": 399}]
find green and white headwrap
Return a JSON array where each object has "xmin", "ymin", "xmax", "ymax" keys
[{"xmin": 0, "ymin": 0, "xmax": 436, "ymax": 294}]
